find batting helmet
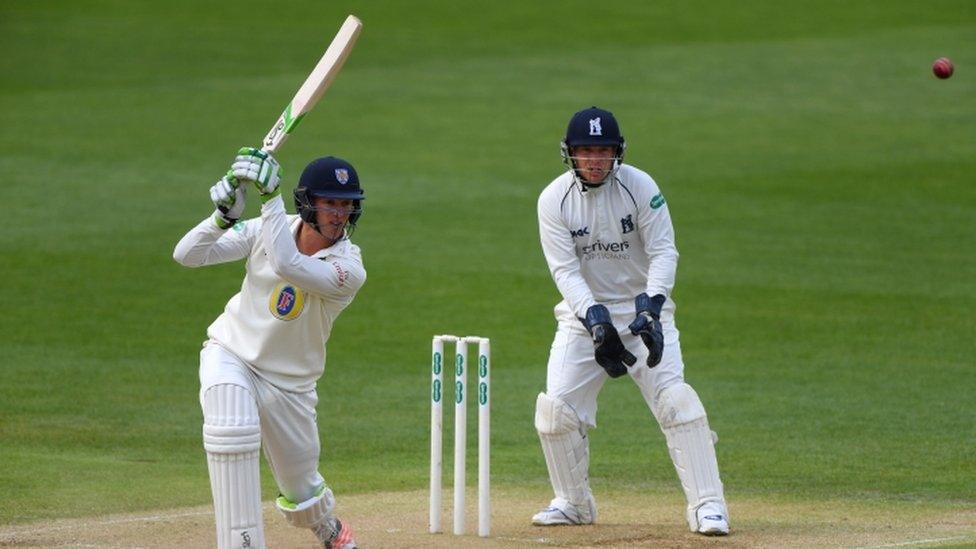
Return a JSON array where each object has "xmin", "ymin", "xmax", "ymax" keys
[
  {"xmin": 294, "ymin": 156, "xmax": 365, "ymax": 228},
  {"xmin": 560, "ymin": 106, "xmax": 626, "ymax": 186}
]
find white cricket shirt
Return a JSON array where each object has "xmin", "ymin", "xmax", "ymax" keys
[
  {"xmin": 537, "ymin": 164, "xmax": 678, "ymax": 327},
  {"xmin": 174, "ymin": 196, "xmax": 366, "ymax": 392}
]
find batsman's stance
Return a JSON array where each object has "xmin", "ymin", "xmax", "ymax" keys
[
  {"xmin": 533, "ymin": 107, "xmax": 730, "ymax": 535},
  {"xmin": 174, "ymin": 148, "xmax": 365, "ymax": 549}
]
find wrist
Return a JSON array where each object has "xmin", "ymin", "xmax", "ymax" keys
[
  {"xmin": 583, "ymin": 304, "xmax": 612, "ymax": 333},
  {"xmin": 259, "ymin": 188, "xmax": 281, "ymax": 203},
  {"xmin": 213, "ymin": 211, "xmax": 236, "ymax": 230},
  {"xmin": 635, "ymin": 293, "xmax": 666, "ymax": 319}
]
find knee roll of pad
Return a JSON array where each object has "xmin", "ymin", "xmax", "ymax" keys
[
  {"xmin": 276, "ymin": 484, "xmax": 336, "ymax": 529},
  {"xmin": 653, "ymin": 382, "xmax": 706, "ymax": 429},
  {"xmin": 535, "ymin": 392, "xmax": 582, "ymax": 435}
]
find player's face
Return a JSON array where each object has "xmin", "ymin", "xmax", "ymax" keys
[
  {"xmin": 572, "ymin": 146, "xmax": 616, "ymax": 183},
  {"xmin": 312, "ymin": 197, "xmax": 354, "ymax": 241}
]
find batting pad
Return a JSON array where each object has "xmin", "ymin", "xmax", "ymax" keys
[
  {"xmin": 535, "ymin": 393, "xmax": 594, "ymax": 519},
  {"xmin": 276, "ymin": 483, "xmax": 336, "ymax": 529},
  {"xmin": 654, "ymin": 383, "xmax": 727, "ymax": 532},
  {"xmin": 203, "ymin": 384, "xmax": 264, "ymax": 549}
]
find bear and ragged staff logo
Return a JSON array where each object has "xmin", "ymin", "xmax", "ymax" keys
[{"xmin": 268, "ymin": 283, "xmax": 307, "ymax": 321}]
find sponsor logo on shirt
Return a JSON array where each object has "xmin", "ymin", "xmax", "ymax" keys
[
  {"xmin": 580, "ymin": 239, "xmax": 631, "ymax": 261},
  {"xmin": 268, "ymin": 283, "xmax": 307, "ymax": 321},
  {"xmin": 331, "ymin": 261, "xmax": 348, "ymax": 287},
  {"xmin": 569, "ymin": 226, "xmax": 590, "ymax": 239},
  {"xmin": 650, "ymin": 193, "xmax": 666, "ymax": 209}
]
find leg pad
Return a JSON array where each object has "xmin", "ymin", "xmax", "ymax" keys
[
  {"xmin": 654, "ymin": 383, "xmax": 728, "ymax": 532},
  {"xmin": 534, "ymin": 393, "xmax": 595, "ymax": 522}
]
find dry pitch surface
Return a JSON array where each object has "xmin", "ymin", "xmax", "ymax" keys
[{"xmin": 1, "ymin": 488, "xmax": 973, "ymax": 548}]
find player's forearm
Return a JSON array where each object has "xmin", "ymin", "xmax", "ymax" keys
[
  {"xmin": 540, "ymin": 237, "xmax": 597, "ymax": 317},
  {"xmin": 547, "ymin": 257, "xmax": 597, "ymax": 318},
  {"xmin": 645, "ymin": 248, "xmax": 678, "ymax": 298},
  {"xmin": 173, "ymin": 217, "xmax": 233, "ymax": 267}
]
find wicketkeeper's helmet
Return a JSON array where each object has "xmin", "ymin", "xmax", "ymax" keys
[
  {"xmin": 294, "ymin": 156, "xmax": 365, "ymax": 228},
  {"xmin": 560, "ymin": 106, "xmax": 626, "ymax": 187}
]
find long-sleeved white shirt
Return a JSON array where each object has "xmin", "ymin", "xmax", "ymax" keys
[
  {"xmin": 538, "ymin": 164, "xmax": 679, "ymax": 329},
  {"xmin": 173, "ymin": 196, "xmax": 366, "ymax": 392}
]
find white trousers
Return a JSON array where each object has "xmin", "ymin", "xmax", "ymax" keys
[
  {"xmin": 200, "ymin": 342, "xmax": 325, "ymax": 504},
  {"xmin": 545, "ymin": 316, "xmax": 685, "ymax": 429}
]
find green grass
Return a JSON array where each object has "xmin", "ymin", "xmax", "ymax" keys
[{"xmin": 1, "ymin": 0, "xmax": 974, "ymax": 525}]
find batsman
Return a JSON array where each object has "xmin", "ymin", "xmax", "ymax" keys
[
  {"xmin": 173, "ymin": 148, "xmax": 365, "ymax": 549},
  {"xmin": 533, "ymin": 107, "xmax": 730, "ymax": 535}
]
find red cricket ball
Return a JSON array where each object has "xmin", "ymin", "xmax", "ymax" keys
[{"xmin": 932, "ymin": 57, "xmax": 954, "ymax": 79}]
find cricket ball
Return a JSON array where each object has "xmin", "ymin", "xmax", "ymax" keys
[{"xmin": 932, "ymin": 57, "xmax": 954, "ymax": 79}]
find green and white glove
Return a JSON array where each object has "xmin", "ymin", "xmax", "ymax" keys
[
  {"xmin": 210, "ymin": 171, "xmax": 246, "ymax": 229},
  {"xmin": 232, "ymin": 147, "xmax": 281, "ymax": 202}
]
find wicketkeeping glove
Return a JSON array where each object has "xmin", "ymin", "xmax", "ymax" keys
[
  {"xmin": 584, "ymin": 304, "xmax": 637, "ymax": 378},
  {"xmin": 210, "ymin": 171, "xmax": 246, "ymax": 229},
  {"xmin": 628, "ymin": 293, "xmax": 666, "ymax": 367},
  {"xmin": 232, "ymin": 147, "xmax": 281, "ymax": 202}
]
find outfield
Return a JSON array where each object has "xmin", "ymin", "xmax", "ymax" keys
[{"xmin": 1, "ymin": 1, "xmax": 974, "ymax": 546}]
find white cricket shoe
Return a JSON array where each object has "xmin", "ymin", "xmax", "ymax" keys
[
  {"xmin": 695, "ymin": 503, "xmax": 730, "ymax": 536},
  {"xmin": 531, "ymin": 496, "xmax": 597, "ymax": 526}
]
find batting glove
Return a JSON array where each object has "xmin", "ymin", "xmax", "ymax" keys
[
  {"xmin": 584, "ymin": 304, "xmax": 636, "ymax": 378},
  {"xmin": 232, "ymin": 147, "xmax": 281, "ymax": 202},
  {"xmin": 628, "ymin": 293, "xmax": 666, "ymax": 367},
  {"xmin": 210, "ymin": 171, "xmax": 246, "ymax": 229}
]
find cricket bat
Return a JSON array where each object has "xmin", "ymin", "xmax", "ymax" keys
[{"xmin": 261, "ymin": 15, "xmax": 363, "ymax": 153}]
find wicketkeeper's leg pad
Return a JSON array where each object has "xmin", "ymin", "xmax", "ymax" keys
[
  {"xmin": 202, "ymin": 383, "xmax": 265, "ymax": 549},
  {"xmin": 534, "ymin": 393, "xmax": 596, "ymax": 522},
  {"xmin": 653, "ymin": 382, "xmax": 728, "ymax": 532},
  {"xmin": 275, "ymin": 483, "xmax": 336, "ymax": 530}
]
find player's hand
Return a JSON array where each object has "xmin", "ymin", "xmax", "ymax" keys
[
  {"xmin": 628, "ymin": 293, "xmax": 665, "ymax": 367},
  {"xmin": 232, "ymin": 147, "xmax": 281, "ymax": 201},
  {"xmin": 584, "ymin": 304, "xmax": 636, "ymax": 378},
  {"xmin": 210, "ymin": 171, "xmax": 246, "ymax": 229}
]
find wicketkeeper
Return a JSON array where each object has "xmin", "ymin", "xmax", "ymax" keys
[
  {"xmin": 174, "ymin": 148, "xmax": 366, "ymax": 549},
  {"xmin": 533, "ymin": 107, "xmax": 730, "ymax": 535}
]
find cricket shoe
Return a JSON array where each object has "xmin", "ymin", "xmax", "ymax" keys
[
  {"xmin": 531, "ymin": 495, "xmax": 597, "ymax": 526},
  {"xmin": 694, "ymin": 502, "xmax": 729, "ymax": 536},
  {"xmin": 313, "ymin": 517, "xmax": 357, "ymax": 549}
]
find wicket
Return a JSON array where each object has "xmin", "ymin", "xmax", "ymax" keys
[{"xmin": 429, "ymin": 335, "xmax": 490, "ymax": 537}]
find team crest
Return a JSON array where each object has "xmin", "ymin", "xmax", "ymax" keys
[
  {"xmin": 268, "ymin": 283, "xmax": 307, "ymax": 321},
  {"xmin": 620, "ymin": 214, "xmax": 634, "ymax": 234},
  {"xmin": 335, "ymin": 168, "xmax": 349, "ymax": 184},
  {"xmin": 589, "ymin": 117, "xmax": 602, "ymax": 136}
]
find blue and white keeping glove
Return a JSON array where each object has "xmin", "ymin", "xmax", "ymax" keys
[
  {"xmin": 210, "ymin": 171, "xmax": 246, "ymax": 229},
  {"xmin": 232, "ymin": 147, "xmax": 281, "ymax": 202},
  {"xmin": 628, "ymin": 293, "xmax": 666, "ymax": 367}
]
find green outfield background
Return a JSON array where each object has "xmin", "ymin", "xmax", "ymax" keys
[{"xmin": 1, "ymin": 0, "xmax": 973, "ymax": 531}]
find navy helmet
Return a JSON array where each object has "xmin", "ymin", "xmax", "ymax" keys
[
  {"xmin": 294, "ymin": 156, "xmax": 365, "ymax": 228},
  {"xmin": 560, "ymin": 106, "xmax": 626, "ymax": 186}
]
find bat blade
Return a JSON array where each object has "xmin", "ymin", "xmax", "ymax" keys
[{"xmin": 261, "ymin": 15, "xmax": 363, "ymax": 153}]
